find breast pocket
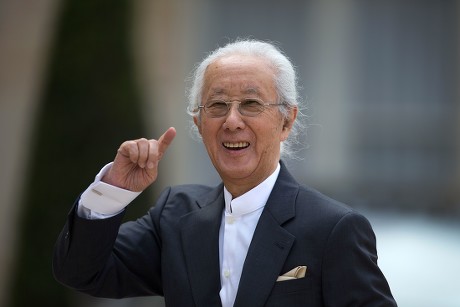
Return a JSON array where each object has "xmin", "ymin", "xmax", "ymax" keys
[
  {"xmin": 270, "ymin": 276, "xmax": 312, "ymax": 296},
  {"xmin": 265, "ymin": 277, "xmax": 317, "ymax": 307}
]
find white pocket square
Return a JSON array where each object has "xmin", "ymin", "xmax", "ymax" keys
[{"xmin": 276, "ymin": 265, "xmax": 307, "ymax": 281}]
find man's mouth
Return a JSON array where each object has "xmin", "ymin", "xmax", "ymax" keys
[{"xmin": 223, "ymin": 142, "xmax": 250, "ymax": 150}]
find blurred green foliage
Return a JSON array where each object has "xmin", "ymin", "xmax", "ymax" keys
[{"xmin": 10, "ymin": 0, "xmax": 153, "ymax": 305}]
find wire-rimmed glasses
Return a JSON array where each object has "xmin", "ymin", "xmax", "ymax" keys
[{"xmin": 197, "ymin": 98, "xmax": 284, "ymax": 118}]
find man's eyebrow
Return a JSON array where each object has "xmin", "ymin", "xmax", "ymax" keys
[
  {"xmin": 242, "ymin": 87, "xmax": 261, "ymax": 95},
  {"xmin": 210, "ymin": 88, "xmax": 225, "ymax": 95}
]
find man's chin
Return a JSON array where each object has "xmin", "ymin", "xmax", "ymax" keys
[{"xmin": 217, "ymin": 164, "xmax": 253, "ymax": 180}]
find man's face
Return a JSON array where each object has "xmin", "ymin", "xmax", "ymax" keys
[{"xmin": 194, "ymin": 54, "xmax": 297, "ymax": 196}]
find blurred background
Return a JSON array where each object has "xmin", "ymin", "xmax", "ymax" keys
[{"xmin": 0, "ymin": 0, "xmax": 459, "ymax": 306}]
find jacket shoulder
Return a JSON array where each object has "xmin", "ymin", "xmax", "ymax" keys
[
  {"xmin": 165, "ymin": 183, "xmax": 222, "ymax": 205},
  {"xmin": 149, "ymin": 183, "xmax": 223, "ymax": 216},
  {"xmin": 294, "ymin": 184, "xmax": 368, "ymax": 229},
  {"xmin": 298, "ymin": 185, "xmax": 353, "ymax": 213}
]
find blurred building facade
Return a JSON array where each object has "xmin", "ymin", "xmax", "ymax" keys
[
  {"xmin": 0, "ymin": 0, "xmax": 61, "ymax": 306},
  {"xmin": 303, "ymin": 0, "xmax": 460, "ymax": 215},
  {"xmin": 0, "ymin": 0, "xmax": 459, "ymax": 306}
]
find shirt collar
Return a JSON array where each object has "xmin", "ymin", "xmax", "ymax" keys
[{"xmin": 223, "ymin": 163, "xmax": 281, "ymax": 217}]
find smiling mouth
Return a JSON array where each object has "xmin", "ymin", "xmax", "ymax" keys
[{"xmin": 223, "ymin": 142, "xmax": 250, "ymax": 150}]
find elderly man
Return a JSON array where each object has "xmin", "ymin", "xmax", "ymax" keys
[{"xmin": 53, "ymin": 40, "xmax": 396, "ymax": 306}]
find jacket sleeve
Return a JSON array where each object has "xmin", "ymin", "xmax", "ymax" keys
[
  {"xmin": 322, "ymin": 212, "xmax": 397, "ymax": 306},
  {"xmin": 52, "ymin": 187, "xmax": 172, "ymax": 298}
]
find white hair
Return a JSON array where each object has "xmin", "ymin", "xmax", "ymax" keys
[{"xmin": 187, "ymin": 39, "xmax": 305, "ymax": 158}]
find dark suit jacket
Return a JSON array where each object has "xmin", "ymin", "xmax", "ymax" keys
[{"xmin": 53, "ymin": 162, "xmax": 396, "ymax": 306}]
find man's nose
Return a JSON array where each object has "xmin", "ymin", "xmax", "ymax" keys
[{"xmin": 223, "ymin": 103, "xmax": 245, "ymax": 130}]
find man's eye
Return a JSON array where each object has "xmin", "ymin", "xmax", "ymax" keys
[
  {"xmin": 242, "ymin": 100, "xmax": 263, "ymax": 110},
  {"xmin": 207, "ymin": 101, "xmax": 227, "ymax": 109}
]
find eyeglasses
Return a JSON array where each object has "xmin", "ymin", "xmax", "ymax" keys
[{"xmin": 198, "ymin": 98, "xmax": 284, "ymax": 118}]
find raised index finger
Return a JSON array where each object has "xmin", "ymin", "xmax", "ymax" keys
[{"xmin": 157, "ymin": 127, "xmax": 176, "ymax": 156}]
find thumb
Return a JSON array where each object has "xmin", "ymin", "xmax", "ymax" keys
[{"xmin": 157, "ymin": 127, "xmax": 176, "ymax": 157}]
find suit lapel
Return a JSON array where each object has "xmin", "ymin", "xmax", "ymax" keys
[
  {"xmin": 180, "ymin": 185, "xmax": 224, "ymax": 307},
  {"xmin": 234, "ymin": 162, "xmax": 299, "ymax": 307}
]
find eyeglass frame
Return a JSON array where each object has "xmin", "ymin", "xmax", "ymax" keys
[{"xmin": 197, "ymin": 98, "xmax": 286, "ymax": 118}]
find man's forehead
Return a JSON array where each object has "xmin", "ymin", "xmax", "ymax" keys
[{"xmin": 209, "ymin": 86, "xmax": 262, "ymax": 95}]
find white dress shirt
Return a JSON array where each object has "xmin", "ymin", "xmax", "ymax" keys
[
  {"xmin": 77, "ymin": 162, "xmax": 140, "ymax": 218},
  {"xmin": 219, "ymin": 163, "xmax": 280, "ymax": 307},
  {"xmin": 77, "ymin": 162, "xmax": 281, "ymax": 307}
]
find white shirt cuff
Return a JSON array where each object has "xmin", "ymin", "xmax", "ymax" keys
[{"xmin": 78, "ymin": 162, "xmax": 141, "ymax": 217}]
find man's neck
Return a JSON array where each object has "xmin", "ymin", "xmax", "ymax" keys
[{"xmin": 223, "ymin": 163, "xmax": 281, "ymax": 198}]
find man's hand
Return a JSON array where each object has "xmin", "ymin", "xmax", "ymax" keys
[{"xmin": 102, "ymin": 127, "xmax": 176, "ymax": 192}]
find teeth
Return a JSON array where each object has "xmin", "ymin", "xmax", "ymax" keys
[{"xmin": 223, "ymin": 142, "xmax": 249, "ymax": 148}]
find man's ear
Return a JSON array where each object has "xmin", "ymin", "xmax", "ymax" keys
[
  {"xmin": 283, "ymin": 106, "xmax": 298, "ymax": 130},
  {"xmin": 281, "ymin": 106, "xmax": 298, "ymax": 141},
  {"xmin": 193, "ymin": 116, "xmax": 202, "ymax": 135}
]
